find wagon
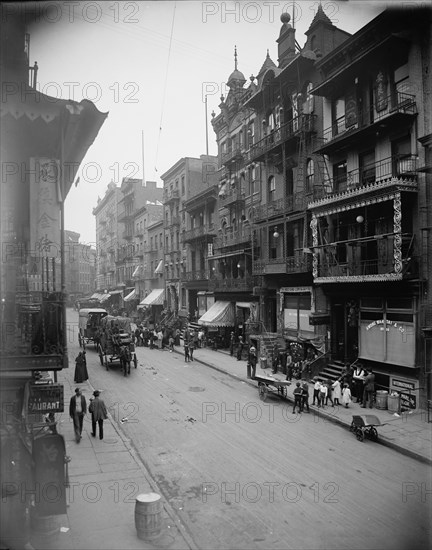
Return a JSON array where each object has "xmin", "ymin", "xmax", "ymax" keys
[
  {"xmin": 254, "ymin": 374, "xmax": 291, "ymax": 402},
  {"xmin": 349, "ymin": 414, "xmax": 384, "ymax": 442},
  {"xmin": 78, "ymin": 308, "xmax": 108, "ymax": 349},
  {"xmin": 98, "ymin": 316, "xmax": 138, "ymax": 376}
]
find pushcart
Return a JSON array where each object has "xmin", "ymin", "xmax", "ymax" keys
[
  {"xmin": 254, "ymin": 374, "xmax": 291, "ymax": 402},
  {"xmin": 349, "ymin": 414, "xmax": 384, "ymax": 442}
]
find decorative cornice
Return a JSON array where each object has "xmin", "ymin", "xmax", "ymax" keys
[
  {"xmin": 314, "ymin": 274, "xmax": 403, "ymax": 284},
  {"xmin": 307, "ymin": 177, "xmax": 417, "ymax": 211}
]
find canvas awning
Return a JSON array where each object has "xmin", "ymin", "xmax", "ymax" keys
[
  {"xmin": 138, "ymin": 288, "xmax": 164, "ymax": 307},
  {"xmin": 154, "ymin": 260, "xmax": 164, "ymax": 274},
  {"xmin": 124, "ymin": 289, "xmax": 137, "ymax": 302},
  {"xmin": 99, "ymin": 294, "xmax": 111, "ymax": 303},
  {"xmin": 236, "ymin": 302, "xmax": 252, "ymax": 308},
  {"xmin": 132, "ymin": 265, "xmax": 141, "ymax": 278},
  {"xmin": 109, "ymin": 290, "xmax": 123, "ymax": 295},
  {"xmin": 198, "ymin": 301, "xmax": 235, "ymax": 327}
]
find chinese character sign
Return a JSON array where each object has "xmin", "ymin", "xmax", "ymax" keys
[{"xmin": 30, "ymin": 158, "xmax": 61, "ymax": 258}]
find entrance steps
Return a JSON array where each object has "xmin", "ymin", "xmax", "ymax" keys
[{"xmin": 317, "ymin": 359, "xmax": 345, "ymax": 382}]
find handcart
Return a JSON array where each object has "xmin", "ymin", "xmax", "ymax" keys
[
  {"xmin": 254, "ymin": 374, "xmax": 291, "ymax": 402},
  {"xmin": 98, "ymin": 316, "xmax": 138, "ymax": 376},
  {"xmin": 349, "ymin": 414, "xmax": 384, "ymax": 442}
]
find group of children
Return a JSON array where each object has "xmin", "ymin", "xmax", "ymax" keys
[{"xmin": 311, "ymin": 377, "xmax": 352, "ymax": 408}]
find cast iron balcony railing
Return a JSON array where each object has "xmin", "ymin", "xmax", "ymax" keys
[
  {"xmin": 208, "ymin": 276, "xmax": 256, "ymax": 291},
  {"xmin": 253, "ymin": 195, "xmax": 306, "ymax": 222},
  {"xmin": 122, "ymin": 229, "xmax": 133, "ymax": 240},
  {"xmin": 317, "ymin": 92, "xmax": 417, "ymax": 151},
  {"xmin": 183, "ymin": 224, "xmax": 216, "ymax": 243},
  {"xmin": 219, "ymin": 188, "xmax": 245, "ymax": 208},
  {"xmin": 222, "ymin": 146, "xmax": 243, "ymax": 166},
  {"xmin": 247, "ymin": 114, "xmax": 316, "ymax": 163},
  {"xmin": 311, "ymin": 155, "xmax": 418, "ymax": 201},
  {"xmin": 213, "ymin": 226, "xmax": 252, "ymax": 249},
  {"xmin": 180, "ymin": 270, "xmax": 213, "ymax": 282},
  {"xmin": 253, "ymin": 254, "xmax": 312, "ymax": 275}
]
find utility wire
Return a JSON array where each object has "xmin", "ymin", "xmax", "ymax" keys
[{"xmin": 154, "ymin": 2, "xmax": 176, "ymax": 176}]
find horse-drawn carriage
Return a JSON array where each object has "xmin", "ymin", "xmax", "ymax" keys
[
  {"xmin": 78, "ymin": 308, "xmax": 108, "ymax": 349},
  {"xmin": 98, "ymin": 316, "xmax": 137, "ymax": 376}
]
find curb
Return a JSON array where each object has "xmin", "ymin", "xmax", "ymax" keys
[{"xmin": 177, "ymin": 349, "xmax": 432, "ymax": 466}]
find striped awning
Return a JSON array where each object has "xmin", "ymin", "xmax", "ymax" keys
[
  {"xmin": 124, "ymin": 289, "xmax": 137, "ymax": 302},
  {"xmin": 198, "ymin": 301, "xmax": 235, "ymax": 327},
  {"xmin": 99, "ymin": 293, "xmax": 111, "ymax": 303},
  {"xmin": 138, "ymin": 288, "xmax": 164, "ymax": 307}
]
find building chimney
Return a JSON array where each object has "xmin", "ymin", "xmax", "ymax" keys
[{"xmin": 277, "ymin": 12, "xmax": 296, "ymax": 68}]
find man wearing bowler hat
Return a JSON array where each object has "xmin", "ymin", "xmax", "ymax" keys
[
  {"xmin": 69, "ymin": 388, "xmax": 87, "ymax": 443},
  {"xmin": 89, "ymin": 390, "xmax": 108, "ymax": 440}
]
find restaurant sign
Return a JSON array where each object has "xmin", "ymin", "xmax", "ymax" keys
[{"xmin": 28, "ymin": 383, "xmax": 64, "ymax": 413}]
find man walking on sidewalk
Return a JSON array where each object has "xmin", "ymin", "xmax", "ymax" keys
[
  {"xmin": 89, "ymin": 390, "xmax": 108, "ymax": 440},
  {"xmin": 69, "ymin": 388, "xmax": 87, "ymax": 443}
]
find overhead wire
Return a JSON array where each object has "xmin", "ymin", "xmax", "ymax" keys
[{"xmin": 154, "ymin": 1, "xmax": 176, "ymax": 176}]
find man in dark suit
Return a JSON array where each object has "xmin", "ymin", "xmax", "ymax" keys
[
  {"xmin": 362, "ymin": 370, "xmax": 376, "ymax": 409},
  {"xmin": 69, "ymin": 388, "xmax": 87, "ymax": 443}
]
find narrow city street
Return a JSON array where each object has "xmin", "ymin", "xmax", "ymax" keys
[{"xmin": 66, "ymin": 311, "xmax": 430, "ymax": 550}]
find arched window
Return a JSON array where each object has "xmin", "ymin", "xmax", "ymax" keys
[
  {"xmin": 268, "ymin": 175, "xmax": 276, "ymax": 202},
  {"xmin": 306, "ymin": 158, "xmax": 314, "ymax": 192}
]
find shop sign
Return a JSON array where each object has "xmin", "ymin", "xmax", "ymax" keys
[
  {"xmin": 28, "ymin": 383, "xmax": 64, "ymax": 413},
  {"xmin": 390, "ymin": 377, "xmax": 417, "ymax": 410},
  {"xmin": 365, "ymin": 319, "xmax": 405, "ymax": 333},
  {"xmin": 309, "ymin": 314, "xmax": 330, "ymax": 326}
]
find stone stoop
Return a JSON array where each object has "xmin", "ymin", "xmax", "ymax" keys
[{"xmin": 317, "ymin": 359, "xmax": 345, "ymax": 382}]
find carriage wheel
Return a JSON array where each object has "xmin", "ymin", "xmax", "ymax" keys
[
  {"xmin": 133, "ymin": 354, "xmax": 137, "ymax": 369},
  {"xmin": 356, "ymin": 428, "xmax": 364, "ymax": 442},
  {"xmin": 280, "ymin": 385, "xmax": 287, "ymax": 398},
  {"xmin": 349, "ymin": 421, "xmax": 355, "ymax": 433},
  {"xmin": 259, "ymin": 383, "xmax": 268, "ymax": 402},
  {"xmin": 104, "ymin": 356, "xmax": 109, "ymax": 371},
  {"xmin": 369, "ymin": 427, "xmax": 378, "ymax": 441}
]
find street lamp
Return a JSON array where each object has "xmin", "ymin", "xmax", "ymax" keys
[{"xmin": 273, "ymin": 227, "xmax": 280, "ymax": 238}]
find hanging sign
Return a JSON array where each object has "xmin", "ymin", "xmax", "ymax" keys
[{"xmin": 28, "ymin": 383, "xmax": 64, "ymax": 413}]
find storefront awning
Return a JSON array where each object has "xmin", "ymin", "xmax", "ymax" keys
[
  {"xmin": 236, "ymin": 302, "xmax": 252, "ymax": 308},
  {"xmin": 124, "ymin": 289, "xmax": 137, "ymax": 302},
  {"xmin": 138, "ymin": 288, "xmax": 164, "ymax": 307},
  {"xmin": 154, "ymin": 260, "xmax": 164, "ymax": 274},
  {"xmin": 99, "ymin": 294, "xmax": 111, "ymax": 303},
  {"xmin": 198, "ymin": 301, "xmax": 235, "ymax": 327},
  {"xmin": 132, "ymin": 265, "xmax": 141, "ymax": 278},
  {"xmin": 109, "ymin": 290, "xmax": 123, "ymax": 295}
]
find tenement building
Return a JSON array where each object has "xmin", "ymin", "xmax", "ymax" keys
[{"xmin": 308, "ymin": 7, "xmax": 431, "ymax": 408}]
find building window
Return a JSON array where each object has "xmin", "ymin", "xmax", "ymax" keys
[
  {"xmin": 332, "ymin": 97, "xmax": 346, "ymax": 136},
  {"xmin": 304, "ymin": 82, "xmax": 314, "ymax": 114},
  {"xmin": 306, "ymin": 158, "xmax": 314, "ymax": 192},
  {"xmin": 333, "ymin": 160, "xmax": 347, "ymax": 192},
  {"xmin": 268, "ymin": 175, "xmax": 276, "ymax": 202},
  {"xmin": 248, "ymin": 121, "xmax": 254, "ymax": 147},
  {"xmin": 181, "ymin": 175, "xmax": 185, "ymax": 195}
]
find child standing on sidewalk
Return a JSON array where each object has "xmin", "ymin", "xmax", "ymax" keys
[
  {"xmin": 342, "ymin": 383, "xmax": 352, "ymax": 408},
  {"xmin": 332, "ymin": 379, "xmax": 341, "ymax": 406}
]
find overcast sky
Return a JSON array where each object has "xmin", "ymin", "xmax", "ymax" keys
[{"xmin": 27, "ymin": 0, "xmax": 393, "ymax": 245}]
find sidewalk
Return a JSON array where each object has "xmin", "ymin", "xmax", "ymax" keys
[
  {"xmin": 180, "ymin": 345, "xmax": 432, "ymax": 465},
  {"xmin": 31, "ymin": 358, "xmax": 196, "ymax": 550}
]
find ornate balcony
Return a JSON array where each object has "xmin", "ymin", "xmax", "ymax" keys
[
  {"xmin": 253, "ymin": 254, "xmax": 312, "ymax": 275},
  {"xmin": 180, "ymin": 270, "xmax": 212, "ymax": 282},
  {"xmin": 247, "ymin": 114, "xmax": 316, "ymax": 163},
  {"xmin": 315, "ymin": 92, "xmax": 417, "ymax": 155},
  {"xmin": 309, "ymin": 155, "xmax": 418, "ymax": 207},
  {"xmin": 208, "ymin": 276, "xmax": 256, "ymax": 292},
  {"xmin": 219, "ymin": 188, "xmax": 245, "ymax": 208},
  {"xmin": 253, "ymin": 195, "xmax": 306, "ymax": 223},
  {"xmin": 183, "ymin": 224, "xmax": 216, "ymax": 243},
  {"xmin": 213, "ymin": 226, "xmax": 252, "ymax": 249},
  {"xmin": 122, "ymin": 230, "xmax": 133, "ymax": 240},
  {"xmin": 222, "ymin": 146, "xmax": 243, "ymax": 166}
]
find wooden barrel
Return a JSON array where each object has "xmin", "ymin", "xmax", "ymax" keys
[{"xmin": 135, "ymin": 493, "xmax": 162, "ymax": 541}]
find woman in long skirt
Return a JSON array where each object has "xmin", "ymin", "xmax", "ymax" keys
[{"xmin": 74, "ymin": 351, "xmax": 89, "ymax": 383}]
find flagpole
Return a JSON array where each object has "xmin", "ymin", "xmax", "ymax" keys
[
  {"xmin": 205, "ymin": 95, "xmax": 209, "ymax": 157},
  {"xmin": 141, "ymin": 130, "xmax": 146, "ymax": 184}
]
